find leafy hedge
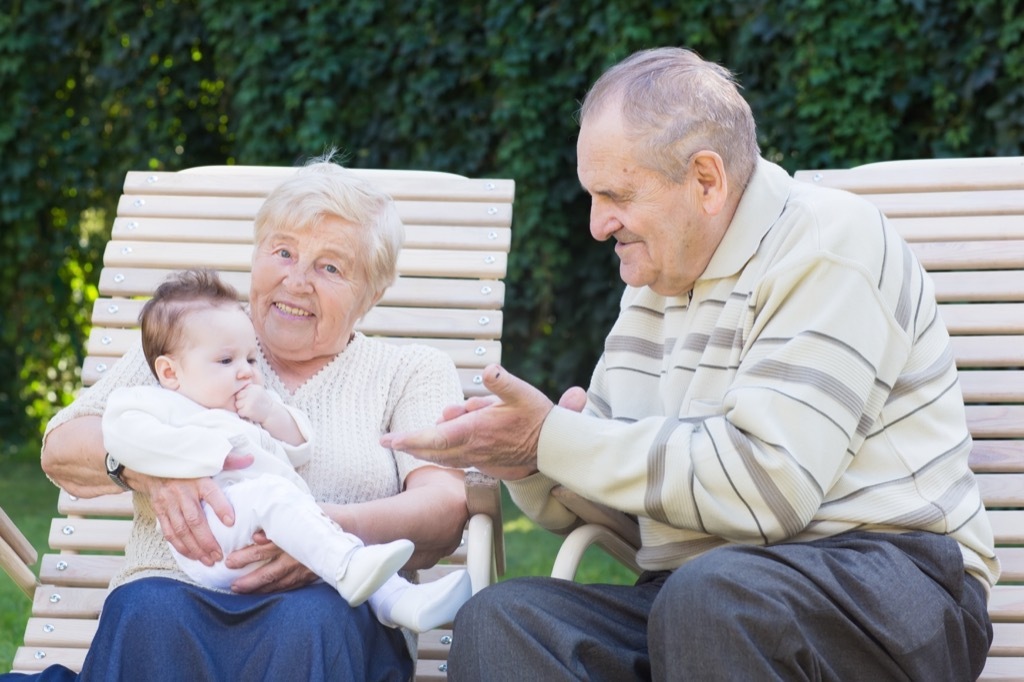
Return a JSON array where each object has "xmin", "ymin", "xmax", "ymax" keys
[{"xmin": 2, "ymin": 0, "xmax": 1021, "ymax": 454}]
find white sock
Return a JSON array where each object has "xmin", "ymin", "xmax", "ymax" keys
[{"xmin": 373, "ymin": 569, "xmax": 472, "ymax": 633}]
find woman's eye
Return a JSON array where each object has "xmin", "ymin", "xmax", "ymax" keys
[
  {"xmin": 324, "ymin": 264, "xmax": 339, "ymax": 275},
  {"xmin": 276, "ymin": 248, "xmax": 292, "ymax": 259}
]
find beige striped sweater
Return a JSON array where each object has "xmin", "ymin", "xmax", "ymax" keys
[{"xmin": 508, "ymin": 159, "xmax": 1000, "ymax": 590}]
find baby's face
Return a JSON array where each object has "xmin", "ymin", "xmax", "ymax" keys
[{"xmin": 167, "ymin": 306, "xmax": 262, "ymax": 412}]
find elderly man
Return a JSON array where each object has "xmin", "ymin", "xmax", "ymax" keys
[{"xmin": 383, "ymin": 47, "xmax": 997, "ymax": 680}]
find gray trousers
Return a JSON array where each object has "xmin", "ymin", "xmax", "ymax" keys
[{"xmin": 448, "ymin": 531, "xmax": 992, "ymax": 681}]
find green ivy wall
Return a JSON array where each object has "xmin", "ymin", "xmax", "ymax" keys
[{"xmin": 2, "ymin": 0, "xmax": 1021, "ymax": 453}]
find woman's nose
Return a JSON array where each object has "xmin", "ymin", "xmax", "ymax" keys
[{"xmin": 284, "ymin": 263, "xmax": 313, "ymax": 290}]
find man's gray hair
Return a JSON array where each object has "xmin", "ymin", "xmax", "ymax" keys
[{"xmin": 580, "ymin": 47, "xmax": 760, "ymax": 189}]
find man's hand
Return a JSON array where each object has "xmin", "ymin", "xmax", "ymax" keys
[
  {"xmin": 381, "ymin": 364, "xmax": 559, "ymax": 480},
  {"xmin": 226, "ymin": 532, "xmax": 318, "ymax": 594},
  {"xmin": 130, "ymin": 472, "xmax": 236, "ymax": 566}
]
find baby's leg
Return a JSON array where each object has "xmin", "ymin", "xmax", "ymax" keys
[
  {"xmin": 238, "ymin": 474, "xmax": 414, "ymax": 605},
  {"xmin": 166, "ymin": 487, "xmax": 265, "ymax": 590},
  {"xmin": 369, "ymin": 570, "xmax": 473, "ymax": 633}
]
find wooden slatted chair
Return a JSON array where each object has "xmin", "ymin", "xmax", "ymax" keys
[
  {"xmin": 548, "ymin": 157, "xmax": 1024, "ymax": 681},
  {"xmin": 0, "ymin": 165, "xmax": 514, "ymax": 681}
]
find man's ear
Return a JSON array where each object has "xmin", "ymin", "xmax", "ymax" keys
[
  {"xmin": 154, "ymin": 355, "xmax": 180, "ymax": 390},
  {"xmin": 690, "ymin": 151, "xmax": 729, "ymax": 216}
]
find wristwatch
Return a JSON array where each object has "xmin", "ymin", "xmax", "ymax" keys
[{"xmin": 105, "ymin": 453, "xmax": 132, "ymax": 491}]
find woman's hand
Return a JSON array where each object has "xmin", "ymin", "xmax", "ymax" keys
[
  {"xmin": 225, "ymin": 533, "xmax": 319, "ymax": 594},
  {"xmin": 128, "ymin": 471, "xmax": 236, "ymax": 567}
]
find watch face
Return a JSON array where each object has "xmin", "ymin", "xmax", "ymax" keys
[{"xmin": 105, "ymin": 453, "xmax": 120, "ymax": 472}]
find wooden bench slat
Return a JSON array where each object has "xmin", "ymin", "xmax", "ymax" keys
[
  {"xmin": 988, "ymin": 511, "xmax": 1024, "ymax": 545},
  {"xmin": 941, "ymin": 303, "xmax": 1024, "ymax": 335},
  {"xmin": 999, "ymin": 549, "xmax": 1024, "ymax": 583},
  {"xmin": 991, "ymin": 624, "xmax": 1024, "ymax": 659},
  {"xmin": 966, "ymin": 406, "xmax": 1024, "ymax": 439},
  {"xmin": 970, "ymin": 444, "xmax": 1024, "ymax": 474},
  {"xmin": 103, "ymin": 241, "xmax": 508, "ymax": 279},
  {"xmin": 958, "ymin": 371, "xmax": 1024, "ymax": 403},
  {"xmin": 123, "ymin": 170, "xmax": 516, "ymax": 203},
  {"xmin": 87, "ymin": 329, "xmax": 502, "ymax": 368},
  {"xmin": 892, "ymin": 215, "xmax": 1024, "ymax": 243},
  {"xmin": 830, "ymin": 190, "xmax": 1024, "ymax": 218},
  {"xmin": 982, "ymin": 654, "xmax": 1024, "ymax": 682},
  {"xmin": 932, "ymin": 271, "xmax": 1024, "ymax": 303},
  {"xmin": 793, "ymin": 163, "xmax": 1024, "ymax": 194},
  {"xmin": 57, "ymin": 490, "xmax": 133, "ymax": 517},
  {"xmin": 977, "ymin": 475, "xmax": 1024, "ymax": 508},
  {"xmin": 23, "ymin": 618, "xmax": 99, "ymax": 649},
  {"xmin": 910, "ymin": 239, "xmax": 1024, "ymax": 271},
  {"xmin": 48, "ymin": 519, "xmax": 132, "ymax": 553},
  {"xmin": 952, "ymin": 337, "xmax": 1024, "ymax": 368},
  {"xmin": 12, "ymin": 646, "xmax": 87, "ymax": 674},
  {"xmin": 98, "ymin": 272, "xmax": 506, "ymax": 309},
  {"xmin": 89, "ymin": 300, "xmax": 503, "ymax": 339},
  {"xmin": 111, "ymin": 217, "xmax": 512, "ymax": 250},
  {"xmin": 39, "ymin": 554, "xmax": 123, "ymax": 587},
  {"xmin": 31, "ymin": 586, "xmax": 108, "ymax": 619},
  {"xmin": 82, "ymin": 356, "xmax": 497, "ymax": 397},
  {"xmin": 117, "ymin": 194, "xmax": 513, "ymax": 227}
]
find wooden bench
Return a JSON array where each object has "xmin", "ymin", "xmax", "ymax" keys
[
  {"xmin": 550, "ymin": 157, "xmax": 1024, "ymax": 681},
  {"xmin": 0, "ymin": 164, "xmax": 514, "ymax": 681}
]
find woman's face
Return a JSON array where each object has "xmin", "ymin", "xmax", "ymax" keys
[{"xmin": 250, "ymin": 215, "xmax": 376, "ymax": 369}]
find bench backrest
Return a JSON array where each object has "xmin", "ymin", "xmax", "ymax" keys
[
  {"xmin": 794, "ymin": 158, "xmax": 1024, "ymax": 680},
  {"xmin": 6, "ymin": 166, "xmax": 514, "ymax": 681}
]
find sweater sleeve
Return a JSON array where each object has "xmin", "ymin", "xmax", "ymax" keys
[
  {"xmin": 387, "ymin": 345, "xmax": 465, "ymax": 486},
  {"xmin": 535, "ymin": 250, "xmax": 921, "ymax": 546},
  {"xmin": 102, "ymin": 388, "xmax": 232, "ymax": 478}
]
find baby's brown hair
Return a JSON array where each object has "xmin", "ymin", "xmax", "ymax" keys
[{"xmin": 139, "ymin": 269, "xmax": 242, "ymax": 378}]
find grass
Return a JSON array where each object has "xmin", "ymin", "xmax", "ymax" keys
[
  {"xmin": 0, "ymin": 454, "xmax": 636, "ymax": 673},
  {"xmin": 0, "ymin": 454, "xmax": 60, "ymax": 674}
]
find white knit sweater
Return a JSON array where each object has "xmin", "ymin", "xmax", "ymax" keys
[{"xmin": 44, "ymin": 332, "xmax": 464, "ymax": 589}]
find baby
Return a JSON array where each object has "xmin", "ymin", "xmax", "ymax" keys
[{"xmin": 101, "ymin": 269, "xmax": 471, "ymax": 632}]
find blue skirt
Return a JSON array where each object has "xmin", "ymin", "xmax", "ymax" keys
[{"xmin": 2, "ymin": 577, "xmax": 413, "ymax": 681}]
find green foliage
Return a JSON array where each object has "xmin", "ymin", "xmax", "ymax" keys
[{"xmin": 2, "ymin": 0, "xmax": 1022, "ymax": 455}]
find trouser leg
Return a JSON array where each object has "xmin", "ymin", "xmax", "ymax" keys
[
  {"xmin": 225, "ymin": 474, "xmax": 364, "ymax": 584},
  {"xmin": 448, "ymin": 575, "xmax": 661, "ymax": 682},
  {"xmin": 650, "ymin": 531, "xmax": 992, "ymax": 681}
]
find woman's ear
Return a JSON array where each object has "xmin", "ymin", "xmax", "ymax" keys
[
  {"xmin": 690, "ymin": 151, "xmax": 729, "ymax": 216},
  {"xmin": 154, "ymin": 355, "xmax": 180, "ymax": 390}
]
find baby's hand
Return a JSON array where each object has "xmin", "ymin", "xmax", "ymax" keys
[{"xmin": 235, "ymin": 384, "xmax": 274, "ymax": 424}]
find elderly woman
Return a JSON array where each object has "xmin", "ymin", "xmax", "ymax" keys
[{"xmin": 34, "ymin": 156, "xmax": 468, "ymax": 680}]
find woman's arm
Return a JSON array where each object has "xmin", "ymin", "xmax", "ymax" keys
[
  {"xmin": 326, "ymin": 465, "xmax": 468, "ymax": 568},
  {"xmin": 42, "ymin": 414, "xmax": 236, "ymax": 567},
  {"xmin": 42, "ymin": 416, "xmax": 120, "ymax": 497}
]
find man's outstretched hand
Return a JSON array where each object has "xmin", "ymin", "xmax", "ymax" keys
[{"xmin": 382, "ymin": 364, "xmax": 584, "ymax": 480}]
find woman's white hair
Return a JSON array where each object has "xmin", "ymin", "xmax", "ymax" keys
[{"xmin": 253, "ymin": 151, "xmax": 404, "ymax": 305}]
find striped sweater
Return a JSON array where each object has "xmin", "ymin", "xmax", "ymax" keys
[{"xmin": 508, "ymin": 159, "xmax": 1000, "ymax": 590}]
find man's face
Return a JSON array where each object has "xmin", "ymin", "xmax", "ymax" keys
[{"xmin": 577, "ymin": 106, "xmax": 718, "ymax": 297}]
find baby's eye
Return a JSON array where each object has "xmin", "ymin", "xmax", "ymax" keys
[
  {"xmin": 218, "ymin": 358, "xmax": 232, "ymax": 365},
  {"xmin": 247, "ymin": 357, "xmax": 257, "ymax": 365}
]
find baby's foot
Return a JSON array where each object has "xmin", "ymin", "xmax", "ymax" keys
[
  {"xmin": 383, "ymin": 569, "xmax": 473, "ymax": 632},
  {"xmin": 335, "ymin": 540, "xmax": 415, "ymax": 606}
]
